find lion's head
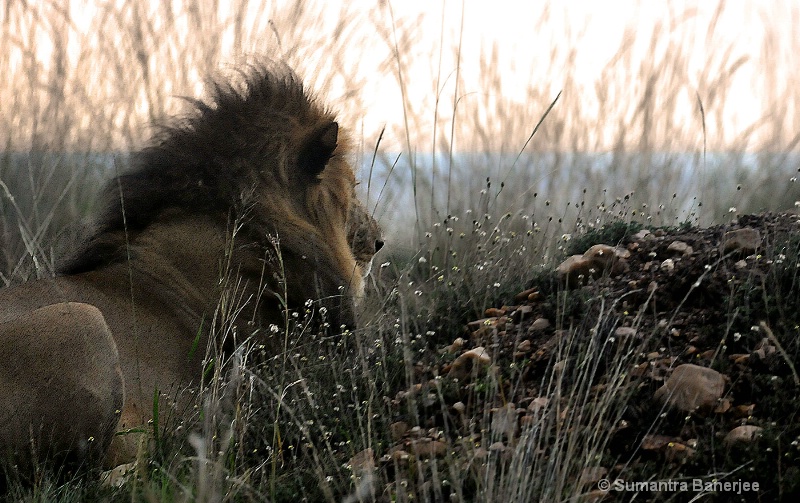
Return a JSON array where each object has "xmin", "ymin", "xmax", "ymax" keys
[{"xmin": 58, "ymin": 65, "xmax": 362, "ymax": 329}]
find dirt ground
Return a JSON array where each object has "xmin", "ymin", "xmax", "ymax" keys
[{"xmin": 379, "ymin": 212, "xmax": 800, "ymax": 501}]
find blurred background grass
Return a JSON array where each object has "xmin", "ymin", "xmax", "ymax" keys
[{"xmin": 2, "ymin": 1, "xmax": 799, "ymax": 272}]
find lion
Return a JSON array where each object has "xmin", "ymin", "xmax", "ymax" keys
[
  {"xmin": 347, "ymin": 198, "xmax": 384, "ymax": 295},
  {"xmin": 0, "ymin": 65, "xmax": 379, "ymax": 477}
]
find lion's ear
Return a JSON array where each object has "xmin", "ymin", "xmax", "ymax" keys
[{"xmin": 299, "ymin": 122, "xmax": 338, "ymax": 180}]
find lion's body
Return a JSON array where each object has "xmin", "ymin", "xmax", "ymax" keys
[
  {"xmin": 0, "ymin": 218, "xmax": 225, "ymax": 466},
  {"xmin": 0, "ymin": 66, "xmax": 381, "ymax": 475}
]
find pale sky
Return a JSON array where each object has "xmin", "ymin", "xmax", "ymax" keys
[
  {"xmin": 8, "ymin": 0, "xmax": 798, "ymax": 151},
  {"xmin": 354, "ymin": 0, "xmax": 794, "ymax": 150}
]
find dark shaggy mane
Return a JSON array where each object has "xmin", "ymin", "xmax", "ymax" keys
[{"xmin": 58, "ymin": 66, "xmax": 333, "ymax": 275}]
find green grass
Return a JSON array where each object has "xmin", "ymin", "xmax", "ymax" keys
[{"xmin": 2, "ymin": 1, "xmax": 800, "ymax": 501}]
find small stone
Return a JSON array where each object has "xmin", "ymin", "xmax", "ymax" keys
[
  {"xmin": 722, "ymin": 227, "xmax": 761, "ymax": 255},
  {"xmin": 734, "ymin": 259, "xmax": 748, "ymax": 270},
  {"xmin": 664, "ymin": 442, "xmax": 696, "ymax": 461},
  {"xmin": 491, "ymin": 403, "xmax": 519, "ymax": 439},
  {"xmin": 446, "ymin": 337, "xmax": 466, "ymax": 354},
  {"xmin": 667, "ymin": 240, "xmax": 693, "ymax": 256},
  {"xmin": 348, "ymin": 448, "xmax": 375, "ymax": 474},
  {"xmin": 641, "ymin": 434, "xmax": 674, "ymax": 450},
  {"xmin": 409, "ymin": 439, "xmax": 448, "ymax": 459},
  {"xmin": 660, "ymin": 258, "xmax": 675, "ymax": 272},
  {"xmin": 516, "ymin": 340, "xmax": 532, "ymax": 352},
  {"xmin": 630, "ymin": 362, "xmax": 649, "ymax": 377},
  {"xmin": 452, "ymin": 401, "xmax": 466, "ymax": 414},
  {"xmin": 470, "ymin": 446, "xmax": 489, "ymax": 461},
  {"xmin": 448, "ymin": 347, "xmax": 491, "ymax": 381},
  {"xmin": 698, "ymin": 349, "xmax": 716, "ymax": 360},
  {"xmin": 724, "ymin": 425, "xmax": 763, "ymax": 445},
  {"xmin": 753, "ymin": 338, "xmax": 776, "ymax": 360},
  {"xmin": 729, "ymin": 354, "xmax": 750, "ymax": 365},
  {"xmin": 579, "ymin": 466, "xmax": 608, "ymax": 487},
  {"xmin": 510, "ymin": 304, "xmax": 533, "ymax": 323},
  {"xmin": 654, "ymin": 364, "xmax": 726, "ymax": 412},
  {"xmin": 584, "ymin": 244, "xmax": 617, "ymax": 270},
  {"xmin": 389, "ymin": 421, "xmax": 409, "ymax": 441},
  {"xmin": 488, "ymin": 441, "xmax": 506, "ymax": 452},
  {"xmin": 515, "ymin": 288, "xmax": 538, "ymax": 302},
  {"xmin": 714, "ymin": 398, "xmax": 732, "ymax": 414},
  {"xmin": 732, "ymin": 404, "xmax": 755, "ymax": 418},
  {"xmin": 614, "ymin": 247, "xmax": 632, "ymax": 260},
  {"xmin": 530, "ymin": 318, "xmax": 551, "ymax": 332},
  {"xmin": 614, "ymin": 327, "xmax": 638, "ymax": 339},
  {"xmin": 527, "ymin": 396, "xmax": 549, "ymax": 415},
  {"xmin": 556, "ymin": 255, "xmax": 594, "ymax": 287},
  {"xmin": 633, "ymin": 229, "xmax": 652, "ymax": 240},
  {"xmin": 485, "ymin": 307, "xmax": 506, "ymax": 317},
  {"xmin": 388, "ymin": 449, "xmax": 410, "ymax": 463}
]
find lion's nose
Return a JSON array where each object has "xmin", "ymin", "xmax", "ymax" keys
[{"xmin": 374, "ymin": 239, "xmax": 385, "ymax": 253}]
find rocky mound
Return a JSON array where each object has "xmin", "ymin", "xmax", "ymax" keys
[{"xmin": 367, "ymin": 212, "xmax": 800, "ymax": 501}]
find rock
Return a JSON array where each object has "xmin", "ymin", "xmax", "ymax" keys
[
  {"xmin": 510, "ymin": 304, "xmax": 533, "ymax": 322},
  {"xmin": 732, "ymin": 404, "xmax": 755, "ymax": 419},
  {"xmin": 527, "ymin": 397, "xmax": 549, "ymax": 417},
  {"xmin": 516, "ymin": 340, "xmax": 532, "ymax": 352},
  {"xmin": 514, "ymin": 288, "xmax": 538, "ymax": 302},
  {"xmin": 584, "ymin": 244, "xmax": 617, "ymax": 270},
  {"xmin": 386, "ymin": 448, "xmax": 410, "ymax": 463},
  {"xmin": 721, "ymin": 227, "xmax": 761, "ymax": 255},
  {"xmin": 409, "ymin": 439, "xmax": 448, "ymax": 458},
  {"xmin": 448, "ymin": 347, "xmax": 491, "ymax": 381},
  {"xmin": 752, "ymin": 338, "xmax": 776, "ymax": 360},
  {"xmin": 633, "ymin": 229, "xmax": 652, "ymax": 240},
  {"xmin": 654, "ymin": 364, "xmax": 726, "ymax": 412},
  {"xmin": 664, "ymin": 442, "xmax": 696, "ymax": 461},
  {"xmin": 667, "ymin": 240, "xmax": 693, "ymax": 256},
  {"xmin": 445, "ymin": 337, "xmax": 466, "ymax": 354},
  {"xmin": 660, "ymin": 258, "xmax": 675, "ymax": 272},
  {"xmin": 614, "ymin": 327, "xmax": 638, "ymax": 339},
  {"xmin": 557, "ymin": 244, "xmax": 629, "ymax": 288},
  {"xmin": 488, "ymin": 441, "xmax": 506, "ymax": 452},
  {"xmin": 491, "ymin": 403, "xmax": 518, "ymax": 439},
  {"xmin": 348, "ymin": 448, "xmax": 375, "ymax": 474},
  {"xmin": 641, "ymin": 434, "xmax": 675, "ymax": 450},
  {"xmin": 714, "ymin": 398, "xmax": 732, "ymax": 414},
  {"xmin": 556, "ymin": 255, "xmax": 594, "ymax": 287},
  {"xmin": 529, "ymin": 317, "xmax": 551, "ymax": 332},
  {"xmin": 724, "ymin": 425, "xmax": 763, "ymax": 445},
  {"xmin": 614, "ymin": 247, "xmax": 632, "ymax": 260},
  {"xmin": 452, "ymin": 401, "xmax": 466, "ymax": 414},
  {"xmin": 389, "ymin": 421, "xmax": 409, "ymax": 441},
  {"xmin": 579, "ymin": 466, "xmax": 608, "ymax": 487}
]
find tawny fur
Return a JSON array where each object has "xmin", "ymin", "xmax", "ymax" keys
[{"xmin": 0, "ymin": 66, "xmax": 372, "ymax": 474}]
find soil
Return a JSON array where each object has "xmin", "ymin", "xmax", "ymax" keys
[{"xmin": 377, "ymin": 212, "xmax": 800, "ymax": 502}]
